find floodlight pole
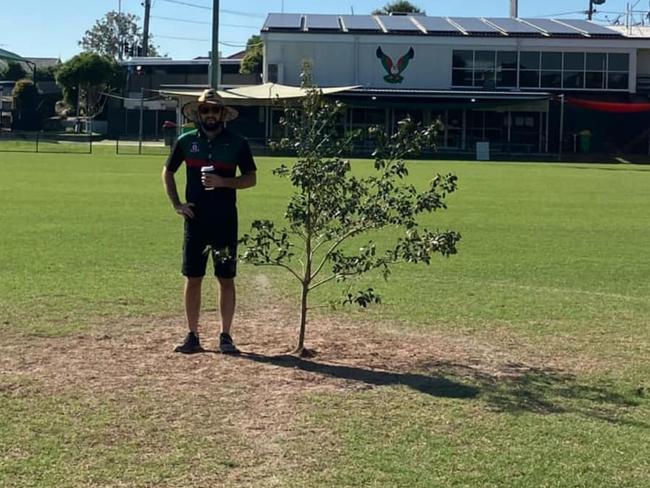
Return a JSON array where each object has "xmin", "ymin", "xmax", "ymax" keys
[{"xmin": 210, "ymin": 0, "xmax": 220, "ymax": 89}]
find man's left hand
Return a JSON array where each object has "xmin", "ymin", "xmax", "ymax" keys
[{"xmin": 202, "ymin": 173, "xmax": 229, "ymax": 189}]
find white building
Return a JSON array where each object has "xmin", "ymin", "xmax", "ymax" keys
[{"xmin": 261, "ymin": 13, "xmax": 650, "ymax": 155}]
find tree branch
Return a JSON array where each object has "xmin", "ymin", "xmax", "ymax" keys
[
  {"xmin": 310, "ymin": 224, "xmax": 372, "ymax": 281},
  {"xmin": 308, "ymin": 273, "xmax": 337, "ymax": 291}
]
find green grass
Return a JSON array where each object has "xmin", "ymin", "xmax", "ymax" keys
[
  {"xmin": 1, "ymin": 149, "xmax": 649, "ymax": 486},
  {"xmin": 0, "ymin": 392, "xmax": 242, "ymax": 487},
  {"xmin": 294, "ymin": 387, "xmax": 649, "ymax": 488}
]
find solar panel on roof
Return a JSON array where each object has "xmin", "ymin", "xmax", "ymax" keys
[
  {"xmin": 340, "ymin": 15, "xmax": 381, "ymax": 31},
  {"xmin": 559, "ymin": 19, "xmax": 622, "ymax": 35},
  {"xmin": 305, "ymin": 14, "xmax": 341, "ymax": 31},
  {"xmin": 377, "ymin": 15, "xmax": 421, "ymax": 32},
  {"xmin": 264, "ymin": 13, "xmax": 303, "ymax": 30},
  {"xmin": 417, "ymin": 16, "xmax": 460, "ymax": 33},
  {"xmin": 522, "ymin": 18, "xmax": 581, "ymax": 34},
  {"xmin": 450, "ymin": 17, "xmax": 500, "ymax": 33},
  {"xmin": 486, "ymin": 18, "xmax": 541, "ymax": 34}
]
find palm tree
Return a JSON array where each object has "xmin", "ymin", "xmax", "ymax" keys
[{"xmin": 372, "ymin": 1, "xmax": 424, "ymax": 15}]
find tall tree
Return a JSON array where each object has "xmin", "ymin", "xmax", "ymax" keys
[
  {"xmin": 0, "ymin": 61, "xmax": 28, "ymax": 81},
  {"xmin": 56, "ymin": 53, "xmax": 124, "ymax": 116},
  {"xmin": 79, "ymin": 11, "xmax": 159, "ymax": 60},
  {"xmin": 11, "ymin": 79, "xmax": 40, "ymax": 130},
  {"xmin": 239, "ymin": 35, "xmax": 263, "ymax": 74},
  {"xmin": 34, "ymin": 65, "xmax": 59, "ymax": 82},
  {"xmin": 372, "ymin": 1, "xmax": 425, "ymax": 15}
]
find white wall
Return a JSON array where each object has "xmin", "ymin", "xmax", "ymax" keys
[
  {"xmin": 637, "ymin": 49, "xmax": 650, "ymax": 76},
  {"xmin": 263, "ymin": 32, "xmax": 641, "ymax": 92}
]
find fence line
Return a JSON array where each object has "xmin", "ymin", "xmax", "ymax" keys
[{"xmin": 0, "ymin": 131, "xmax": 93, "ymax": 154}]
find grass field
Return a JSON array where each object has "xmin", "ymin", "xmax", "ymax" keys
[{"xmin": 1, "ymin": 148, "xmax": 649, "ymax": 487}]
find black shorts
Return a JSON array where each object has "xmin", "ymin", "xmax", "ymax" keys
[{"xmin": 182, "ymin": 212, "xmax": 238, "ymax": 279}]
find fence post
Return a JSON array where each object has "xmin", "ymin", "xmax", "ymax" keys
[
  {"xmin": 35, "ymin": 132, "xmax": 39, "ymax": 153},
  {"xmin": 89, "ymin": 118, "xmax": 93, "ymax": 154},
  {"xmin": 138, "ymin": 87, "xmax": 144, "ymax": 155},
  {"xmin": 116, "ymin": 136, "xmax": 119, "ymax": 155}
]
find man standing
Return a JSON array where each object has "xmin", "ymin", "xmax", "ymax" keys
[{"xmin": 162, "ymin": 89, "xmax": 257, "ymax": 354}]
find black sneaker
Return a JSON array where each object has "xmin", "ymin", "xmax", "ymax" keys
[
  {"xmin": 219, "ymin": 332, "xmax": 240, "ymax": 354},
  {"xmin": 174, "ymin": 332, "xmax": 203, "ymax": 354}
]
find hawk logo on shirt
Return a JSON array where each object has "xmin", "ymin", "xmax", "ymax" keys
[{"xmin": 190, "ymin": 142, "xmax": 200, "ymax": 153}]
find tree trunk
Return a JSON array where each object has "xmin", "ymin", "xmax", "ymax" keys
[
  {"xmin": 297, "ymin": 282, "xmax": 308, "ymax": 353},
  {"xmin": 296, "ymin": 189, "xmax": 312, "ymax": 355}
]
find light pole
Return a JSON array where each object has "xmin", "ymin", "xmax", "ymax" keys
[
  {"xmin": 143, "ymin": 0, "xmax": 152, "ymax": 57},
  {"xmin": 210, "ymin": 0, "xmax": 220, "ymax": 89},
  {"xmin": 588, "ymin": 0, "xmax": 607, "ymax": 21}
]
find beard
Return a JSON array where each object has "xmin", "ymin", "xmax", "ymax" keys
[{"xmin": 200, "ymin": 117, "xmax": 223, "ymax": 131}]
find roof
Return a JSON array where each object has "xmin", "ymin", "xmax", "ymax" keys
[
  {"xmin": 0, "ymin": 48, "xmax": 27, "ymax": 63},
  {"xmin": 263, "ymin": 13, "xmax": 624, "ymax": 39},
  {"xmin": 122, "ymin": 57, "xmax": 240, "ymax": 66},
  {"xmin": 26, "ymin": 57, "xmax": 60, "ymax": 69},
  {"xmin": 608, "ymin": 25, "xmax": 650, "ymax": 38}
]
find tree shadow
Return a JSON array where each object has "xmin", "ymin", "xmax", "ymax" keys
[
  {"xmin": 238, "ymin": 352, "xmax": 480, "ymax": 399},
  {"xmin": 238, "ymin": 353, "xmax": 648, "ymax": 427}
]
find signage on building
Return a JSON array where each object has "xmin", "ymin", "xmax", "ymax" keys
[{"xmin": 376, "ymin": 46, "xmax": 415, "ymax": 84}]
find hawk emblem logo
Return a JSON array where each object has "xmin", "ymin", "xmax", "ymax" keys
[
  {"xmin": 376, "ymin": 46, "xmax": 415, "ymax": 84},
  {"xmin": 190, "ymin": 142, "xmax": 200, "ymax": 153}
]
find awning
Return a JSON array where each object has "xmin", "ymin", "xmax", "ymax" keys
[
  {"xmin": 566, "ymin": 97, "xmax": 650, "ymax": 113},
  {"xmin": 159, "ymin": 83, "xmax": 360, "ymax": 106},
  {"xmin": 339, "ymin": 88, "xmax": 551, "ymax": 112}
]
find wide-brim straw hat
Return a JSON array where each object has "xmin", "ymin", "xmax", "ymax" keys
[{"xmin": 182, "ymin": 88, "xmax": 239, "ymax": 123}]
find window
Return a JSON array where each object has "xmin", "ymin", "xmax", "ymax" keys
[
  {"xmin": 267, "ymin": 64, "xmax": 279, "ymax": 83},
  {"xmin": 586, "ymin": 53, "xmax": 606, "ymax": 89},
  {"xmin": 497, "ymin": 51, "xmax": 517, "ymax": 88},
  {"xmin": 607, "ymin": 53, "xmax": 629, "ymax": 89},
  {"xmin": 608, "ymin": 53, "xmax": 629, "ymax": 71},
  {"xmin": 452, "ymin": 51, "xmax": 473, "ymax": 87},
  {"xmin": 541, "ymin": 52, "xmax": 562, "ymax": 88},
  {"xmin": 564, "ymin": 53, "xmax": 585, "ymax": 70},
  {"xmin": 519, "ymin": 52, "xmax": 540, "ymax": 70},
  {"xmin": 452, "ymin": 50, "xmax": 630, "ymax": 91},
  {"xmin": 452, "ymin": 50, "xmax": 516, "ymax": 88},
  {"xmin": 520, "ymin": 51, "xmax": 540, "ymax": 88}
]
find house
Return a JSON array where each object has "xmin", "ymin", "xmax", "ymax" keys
[{"xmin": 259, "ymin": 13, "xmax": 650, "ymax": 156}]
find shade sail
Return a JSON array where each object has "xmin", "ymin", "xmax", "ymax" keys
[
  {"xmin": 159, "ymin": 83, "xmax": 360, "ymax": 106},
  {"xmin": 567, "ymin": 97, "xmax": 650, "ymax": 113},
  {"xmin": 0, "ymin": 48, "xmax": 27, "ymax": 63}
]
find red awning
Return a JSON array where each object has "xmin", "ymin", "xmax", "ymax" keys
[{"xmin": 566, "ymin": 97, "xmax": 650, "ymax": 113}]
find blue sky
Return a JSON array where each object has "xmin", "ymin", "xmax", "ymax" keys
[{"xmin": 0, "ymin": 0, "xmax": 644, "ymax": 61}]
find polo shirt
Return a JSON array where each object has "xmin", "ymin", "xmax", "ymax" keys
[{"xmin": 165, "ymin": 128, "xmax": 257, "ymax": 214}]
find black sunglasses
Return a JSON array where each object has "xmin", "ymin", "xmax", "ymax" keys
[{"xmin": 199, "ymin": 105, "xmax": 223, "ymax": 115}]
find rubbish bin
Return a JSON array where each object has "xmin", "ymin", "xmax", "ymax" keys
[
  {"xmin": 162, "ymin": 120, "xmax": 177, "ymax": 146},
  {"xmin": 578, "ymin": 129, "xmax": 592, "ymax": 153}
]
